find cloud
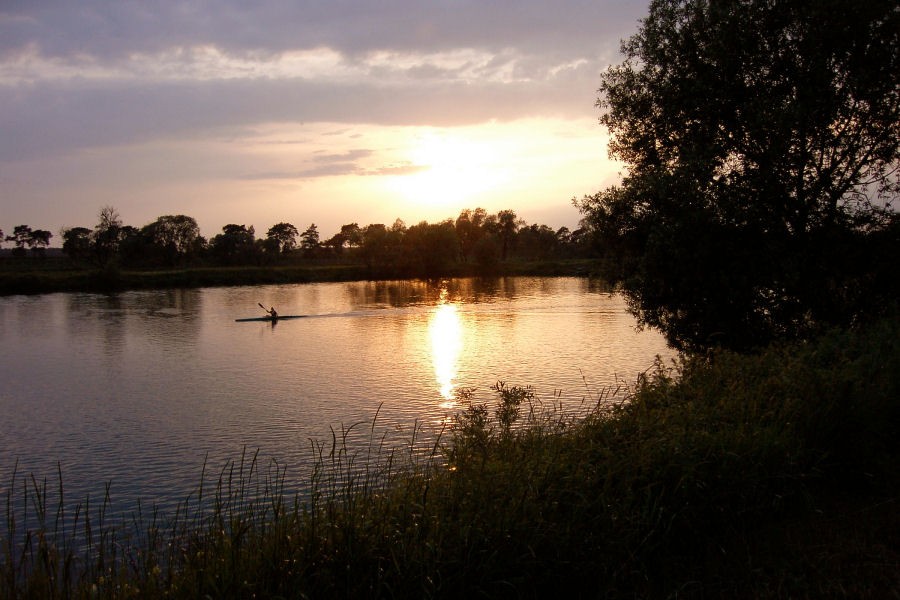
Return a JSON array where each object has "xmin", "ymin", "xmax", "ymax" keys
[
  {"xmin": 1, "ymin": 1, "xmax": 644, "ymax": 162},
  {"xmin": 1, "ymin": 65, "xmax": 604, "ymax": 162},
  {"xmin": 236, "ymin": 148, "xmax": 373, "ymax": 180},
  {"xmin": 236, "ymin": 148, "xmax": 427, "ymax": 182},
  {"xmin": 363, "ymin": 163, "xmax": 429, "ymax": 177},
  {"xmin": 1, "ymin": 1, "xmax": 643, "ymax": 60}
]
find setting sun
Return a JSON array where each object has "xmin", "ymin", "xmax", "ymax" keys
[{"xmin": 388, "ymin": 128, "xmax": 512, "ymax": 213}]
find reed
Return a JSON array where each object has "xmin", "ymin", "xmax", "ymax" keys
[{"xmin": 2, "ymin": 315, "xmax": 898, "ymax": 598}]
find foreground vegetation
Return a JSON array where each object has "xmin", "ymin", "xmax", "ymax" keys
[{"xmin": 3, "ymin": 314, "xmax": 897, "ymax": 598}]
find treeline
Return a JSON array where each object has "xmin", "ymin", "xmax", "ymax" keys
[{"xmin": 2, "ymin": 206, "xmax": 592, "ymax": 277}]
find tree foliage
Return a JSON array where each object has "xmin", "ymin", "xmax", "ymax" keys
[
  {"xmin": 299, "ymin": 224, "xmax": 320, "ymax": 256},
  {"xmin": 5, "ymin": 225, "xmax": 53, "ymax": 256},
  {"xmin": 7, "ymin": 206, "xmax": 591, "ymax": 276},
  {"xmin": 266, "ymin": 222, "xmax": 299, "ymax": 254},
  {"xmin": 61, "ymin": 227, "xmax": 93, "ymax": 262},
  {"xmin": 92, "ymin": 206, "xmax": 125, "ymax": 266},
  {"xmin": 579, "ymin": 0, "xmax": 900, "ymax": 351},
  {"xmin": 141, "ymin": 215, "xmax": 203, "ymax": 265},
  {"xmin": 210, "ymin": 224, "xmax": 256, "ymax": 265}
]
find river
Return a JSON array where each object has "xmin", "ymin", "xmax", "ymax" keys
[{"xmin": 0, "ymin": 277, "xmax": 674, "ymax": 517}]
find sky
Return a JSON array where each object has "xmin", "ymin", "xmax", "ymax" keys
[{"xmin": 0, "ymin": 1, "xmax": 648, "ymax": 243}]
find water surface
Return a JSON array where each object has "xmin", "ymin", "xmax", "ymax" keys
[{"xmin": 0, "ymin": 277, "xmax": 674, "ymax": 514}]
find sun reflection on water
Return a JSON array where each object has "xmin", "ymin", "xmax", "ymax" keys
[{"xmin": 429, "ymin": 290, "xmax": 463, "ymax": 407}]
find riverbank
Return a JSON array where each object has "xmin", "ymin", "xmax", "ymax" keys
[
  {"xmin": 0, "ymin": 258, "xmax": 601, "ymax": 295},
  {"xmin": 3, "ymin": 313, "xmax": 897, "ymax": 598}
]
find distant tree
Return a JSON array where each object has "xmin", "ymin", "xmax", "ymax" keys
[
  {"xmin": 6, "ymin": 225, "xmax": 32, "ymax": 257},
  {"xmin": 402, "ymin": 220, "xmax": 459, "ymax": 275},
  {"xmin": 496, "ymin": 210, "xmax": 522, "ymax": 261},
  {"xmin": 116, "ymin": 225, "xmax": 144, "ymax": 265},
  {"xmin": 472, "ymin": 235, "xmax": 500, "ymax": 272},
  {"xmin": 266, "ymin": 222, "xmax": 299, "ymax": 254},
  {"xmin": 341, "ymin": 223, "xmax": 363, "ymax": 248},
  {"xmin": 579, "ymin": 0, "xmax": 900, "ymax": 351},
  {"xmin": 92, "ymin": 206, "xmax": 124, "ymax": 266},
  {"xmin": 323, "ymin": 222, "xmax": 363, "ymax": 255},
  {"xmin": 0, "ymin": 228, "xmax": 4, "ymax": 247},
  {"xmin": 62, "ymin": 227, "xmax": 93, "ymax": 262},
  {"xmin": 360, "ymin": 223, "xmax": 403, "ymax": 273},
  {"xmin": 142, "ymin": 215, "xmax": 202, "ymax": 265},
  {"xmin": 516, "ymin": 224, "xmax": 557, "ymax": 260},
  {"xmin": 455, "ymin": 208, "xmax": 487, "ymax": 262},
  {"xmin": 210, "ymin": 224, "xmax": 256, "ymax": 264},
  {"xmin": 390, "ymin": 218, "xmax": 407, "ymax": 233},
  {"xmin": 299, "ymin": 224, "xmax": 320, "ymax": 257},
  {"xmin": 28, "ymin": 229, "xmax": 52, "ymax": 256}
]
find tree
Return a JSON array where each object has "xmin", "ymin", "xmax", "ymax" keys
[
  {"xmin": 6, "ymin": 225, "xmax": 32, "ymax": 257},
  {"xmin": 579, "ymin": 0, "xmax": 900, "ymax": 352},
  {"xmin": 324, "ymin": 222, "xmax": 364, "ymax": 255},
  {"xmin": 28, "ymin": 229, "xmax": 52, "ymax": 256},
  {"xmin": 496, "ymin": 209, "xmax": 522, "ymax": 261},
  {"xmin": 402, "ymin": 220, "xmax": 459, "ymax": 275},
  {"xmin": 210, "ymin": 224, "xmax": 256, "ymax": 264},
  {"xmin": 517, "ymin": 224, "xmax": 557, "ymax": 260},
  {"xmin": 266, "ymin": 222, "xmax": 299, "ymax": 254},
  {"xmin": 299, "ymin": 224, "xmax": 320, "ymax": 257},
  {"xmin": 5, "ymin": 225, "xmax": 53, "ymax": 257},
  {"xmin": 92, "ymin": 206, "xmax": 124, "ymax": 266},
  {"xmin": 360, "ymin": 223, "xmax": 403, "ymax": 273},
  {"xmin": 142, "ymin": 215, "xmax": 202, "ymax": 265},
  {"xmin": 62, "ymin": 227, "xmax": 93, "ymax": 262},
  {"xmin": 455, "ymin": 208, "xmax": 488, "ymax": 262}
]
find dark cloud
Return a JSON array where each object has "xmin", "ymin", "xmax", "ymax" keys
[
  {"xmin": 1, "ymin": 1, "xmax": 645, "ymax": 59},
  {"xmin": 1, "ymin": 67, "xmax": 601, "ymax": 161},
  {"xmin": 1, "ymin": 1, "xmax": 646, "ymax": 162}
]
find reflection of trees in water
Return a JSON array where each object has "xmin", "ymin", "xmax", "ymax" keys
[
  {"xmin": 213, "ymin": 284, "xmax": 327, "ymax": 318},
  {"xmin": 342, "ymin": 280, "xmax": 433, "ymax": 308},
  {"xmin": 342, "ymin": 277, "xmax": 531, "ymax": 308},
  {"xmin": 61, "ymin": 293, "xmax": 127, "ymax": 358},
  {"xmin": 62, "ymin": 289, "xmax": 207, "ymax": 357},
  {"xmin": 138, "ymin": 288, "xmax": 204, "ymax": 317},
  {"xmin": 586, "ymin": 278, "xmax": 615, "ymax": 295},
  {"xmin": 133, "ymin": 289, "xmax": 205, "ymax": 350}
]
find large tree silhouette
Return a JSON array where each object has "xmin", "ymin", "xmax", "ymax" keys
[{"xmin": 579, "ymin": 0, "xmax": 899, "ymax": 351}]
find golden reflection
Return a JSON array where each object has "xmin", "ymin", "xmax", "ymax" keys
[{"xmin": 429, "ymin": 292, "xmax": 463, "ymax": 407}]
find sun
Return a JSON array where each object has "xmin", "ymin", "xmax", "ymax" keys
[{"xmin": 388, "ymin": 129, "xmax": 509, "ymax": 212}]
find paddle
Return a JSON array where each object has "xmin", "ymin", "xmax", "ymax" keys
[{"xmin": 258, "ymin": 302, "xmax": 278, "ymax": 319}]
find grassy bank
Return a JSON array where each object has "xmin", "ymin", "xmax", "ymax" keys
[
  {"xmin": 0, "ymin": 259, "xmax": 601, "ymax": 295},
  {"xmin": 3, "ymin": 316, "xmax": 898, "ymax": 598}
]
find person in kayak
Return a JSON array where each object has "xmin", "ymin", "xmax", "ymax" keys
[{"xmin": 266, "ymin": 306, "xmax": 278, "ymax": 319}]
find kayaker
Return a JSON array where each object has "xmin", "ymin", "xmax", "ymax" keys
[{"xmin": 266, "ymin": 306, "xmax": 278, "ymax": 319}]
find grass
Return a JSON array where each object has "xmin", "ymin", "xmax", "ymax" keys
[{"xmin": 2, "ymin": 315, "xmax": 899, "ymax": 598}]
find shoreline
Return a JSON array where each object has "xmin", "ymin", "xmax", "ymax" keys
[{"xmin": 0, "ymin": 258, "xmax": 603, "ymax": 296}]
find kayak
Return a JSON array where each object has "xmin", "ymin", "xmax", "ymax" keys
[{"xmin": 235, "ymin": 315, "xmax": 306, "ymax": 322}]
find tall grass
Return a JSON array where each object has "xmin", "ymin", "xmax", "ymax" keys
[{"xmin": 3, "ymin": 315, "xmax": 898, "ymax": 598}]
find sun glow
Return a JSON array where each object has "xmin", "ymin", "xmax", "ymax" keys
[
  {"xmin": 388, "ymin": 129, "xmax": 511, "ymax": 212},
  {"xmin": 429, "ymin": 290, "xmax": 463, "ymax": 405}
]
